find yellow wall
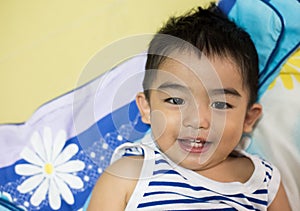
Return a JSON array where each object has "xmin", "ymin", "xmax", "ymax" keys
[{"xmin": 0, "ymin": 0, "xmax": 213, "ymax": 123}]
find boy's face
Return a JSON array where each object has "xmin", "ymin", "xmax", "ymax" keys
[{"xmin": 136, "ymin": 52, "xmax": 262, "ymax": 171}]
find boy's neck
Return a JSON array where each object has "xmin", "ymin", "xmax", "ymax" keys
[{"xmin": 193, "ymin": 154, "xmax": 254, "ymax": 183}]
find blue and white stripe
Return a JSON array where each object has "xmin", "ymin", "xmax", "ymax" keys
[{"xmin": 114, "ymin": 139, "xmax": 280, "ymax": 211}]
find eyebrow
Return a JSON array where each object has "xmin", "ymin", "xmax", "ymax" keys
[
  {"xmin": 157, "ymin": 82, "xmax": 188, "ymax": 91},
  {"xmin": 209, "ymin": 88, "xmax": 241, "ymax": 97},
  {"xmin": 157, "ymin": 82, "xmax": 241, "ymax": 97}
]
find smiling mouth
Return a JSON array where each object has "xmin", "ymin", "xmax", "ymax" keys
[{"xmin": 177, "ymin": 138, "xmax": 210, "ymax": 153}]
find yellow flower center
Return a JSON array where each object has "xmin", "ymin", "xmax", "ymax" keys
[{"xmin": 44, "ymin": 163, "xmax": 54, "ymax": 175}]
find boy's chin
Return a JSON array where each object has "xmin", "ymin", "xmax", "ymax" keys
[{"xmin": 178, "ymin": 155, "xmax": 212, "ymax": 171}]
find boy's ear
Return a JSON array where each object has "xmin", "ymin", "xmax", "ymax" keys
[
  {"xmin": 136, "ymin": 92, "xmax": 151, "ymax": 124},
  {"xmin": 243, "ymin": 103, "xmax": 263, "ymax": 133}
]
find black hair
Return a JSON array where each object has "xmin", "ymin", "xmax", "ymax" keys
[{"xmin": 143, "ymin": 3, "xmax": 259, "ymax": 106}]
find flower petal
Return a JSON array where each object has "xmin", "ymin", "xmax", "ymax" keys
[
  {"xmin": 49, "ymin": 178, "xmax": 61, "ymax": 210},
  {"xmin": 43, "ymin": 127, "xmax": 53, "ymax": 162},
  {"xmin": 54, "ymin": 144, "xmax": 79, "ymax": 166},
  {"xmin": 282, "ymin": 74, "xmax": 294, "ymax": 90},
  {"xmin": 56, "ymin": 160, "xmax": 85, "ymax": 173},
  {"xmin": 56, "ymin": 172, "xmax": 84, "ymax": 189},
  {"xmin": 30, "ymin": 131, "xmax": 47, "ymax": 162},
  {"xmin": 54, "ymin": 176, "xmax": 74, "ymax": 205},
  {"xmin": 20, "ymin": 148, "xmax": 44, "ymax": 166},
  {"xmin": 15, "ymin": 164, "xmax": 42, "ymax": 176},
  {"xmin": 30, "ymin": 178, "xmax": 49, "ymax": 207},
  {"xmin": 17, "ymin": 174, "xmax": 44, "ymax": 193},
  {"xmin": 52, "ymin": 130, "xmax": 67, "ymax": 161}
]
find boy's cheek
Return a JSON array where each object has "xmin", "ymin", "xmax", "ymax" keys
[
  {"xmin": 150, "ymin": 109, "xmax": 167, "ymax": 140},
  {"xmin": 150, "ymin": 110, "xmax": 181, "ymax": 139}
]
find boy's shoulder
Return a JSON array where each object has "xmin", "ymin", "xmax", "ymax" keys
[
  {"xmin": 106, "ymin": 155, "xmax": 145, "ymax": 181},
  {"xmin": 88, "ymin": 156, "xmax": 144, "ymax": 210}
]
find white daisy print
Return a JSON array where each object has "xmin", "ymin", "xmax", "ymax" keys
[{"xmin": 15, "ymin": 127, "xmax": 85, "ymax": 210}]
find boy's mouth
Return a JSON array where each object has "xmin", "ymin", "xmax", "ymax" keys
[{"xmin": 177, "ymin": 138, "xmax": 210, "ymax": 153}]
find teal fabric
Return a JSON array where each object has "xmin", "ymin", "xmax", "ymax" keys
[
  {"xmin": 259, "ymin": 0, "xmax": 300, "ymax": 96},
  {"xmin": 219, "ymin": 0, "xmax": 300, "ymax": 98},
  {"xmin": 227, "ymin": 0, "xmax": 282, "ymax": 79}
]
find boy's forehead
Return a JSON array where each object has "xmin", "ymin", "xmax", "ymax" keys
[
  {"xmin": 154, "ymin": 53, "xmax": 224, "ymax": 89},
  {"xmin": 150, "ymin": 52, "xmax": 245, "ymax": 96},
  {"xmin": 160, "ymin": 51, "xmax": 205, "ymax": 71}
]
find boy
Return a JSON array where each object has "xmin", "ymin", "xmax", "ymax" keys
[{"xmin": 88, "ymin": 4, "xmax": 291, "ymax": 210}]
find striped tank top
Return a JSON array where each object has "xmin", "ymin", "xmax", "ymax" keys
[{"xmin": 111, "ymin": 134, "xmax": 280, "ymax": 210}]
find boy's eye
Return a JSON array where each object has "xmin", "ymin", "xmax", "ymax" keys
[
  {"xmin": 211, "ymin": 101, "xmax": 232, "ymax": 109},
  {"xmin": 164, "ymin": 97, "xmax": 185, "ymax": 105}
]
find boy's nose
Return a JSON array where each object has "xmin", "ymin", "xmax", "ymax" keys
[{"xmin": 182, "ymin": 105, "xmax": 210, "ymax": 130}]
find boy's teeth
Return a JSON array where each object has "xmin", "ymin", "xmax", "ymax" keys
[
  {"xmin": 191, "ymin": 142, "xmax": 204, "ymax": 148},
  {"xmin": 178, "ymin": 139, "xmax": 206, "ymax": 148}
]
